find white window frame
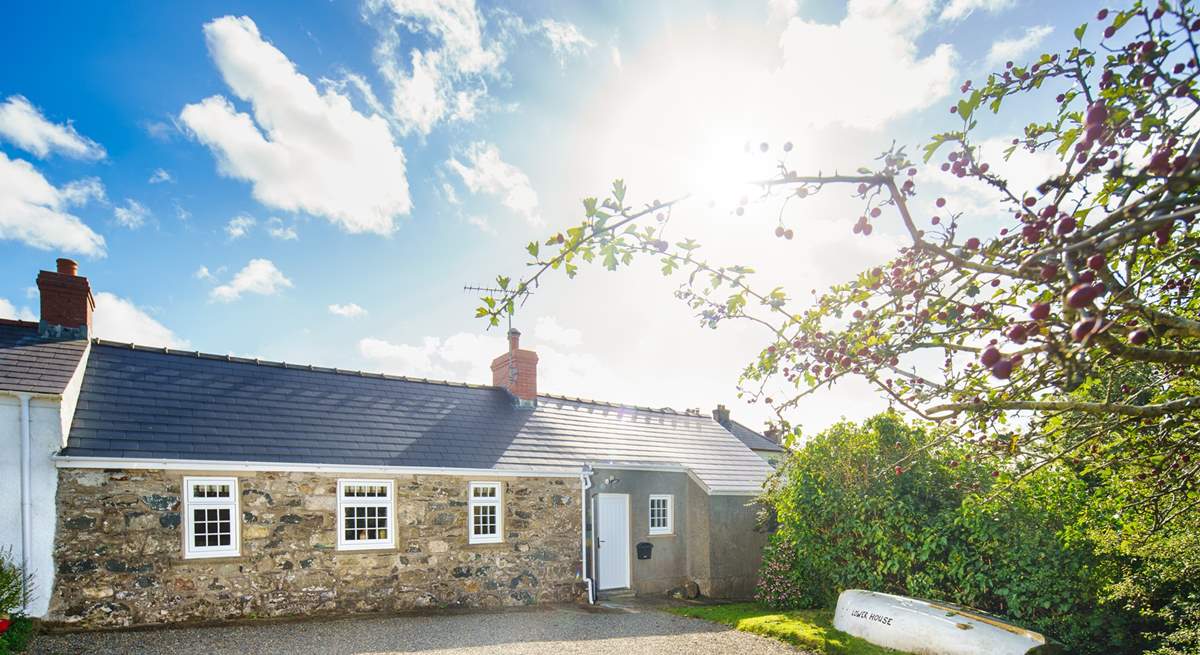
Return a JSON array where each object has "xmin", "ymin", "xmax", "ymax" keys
[
  {"xmin": 648, "ymin": 494, "xmax": 674, "ymax": 535},
  {"xmin": 182, "ymin": 476, "xmax": 240, "ymax": 559},
  {"xmin": 336, "ymin": 479, "xmax": 396, "ymax": 551},
  {"xmin": 468, "ymin": 481, "xmax": 503, "ymax": 544}
]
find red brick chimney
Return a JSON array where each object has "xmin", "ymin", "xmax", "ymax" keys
[
  {"xmin": 36, "ymin": 258, "xmax": 94, "ymax": 339},
  {"xmin": 491, "ymin": 328, "xmax": 538, "ymax": 406}
]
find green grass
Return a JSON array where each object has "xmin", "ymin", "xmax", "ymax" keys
[{"xmin": 666, "ymin": 603, "xmax": 901, "ymax": 655}]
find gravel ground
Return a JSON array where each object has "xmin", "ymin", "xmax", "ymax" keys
[{"xmin": 30, "ymin": 605, "xmax": 801, "ymax": 655}]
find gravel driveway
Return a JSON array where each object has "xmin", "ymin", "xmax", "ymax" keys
[{"xmin": 30, "ymin": 605, "xmax": 800, "ymax": 655}]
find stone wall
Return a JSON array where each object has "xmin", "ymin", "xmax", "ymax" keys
[{"xmin": 50, "ymin": 468, "xmax": 582, "ymax": 628}]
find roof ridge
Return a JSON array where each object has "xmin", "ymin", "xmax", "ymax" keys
[
  {"xmin": 0, "ymin": 318, "xmax": 38, "ymax": 329},
  {"xmin": 90, "ymin": 338, "xmax": 496, "ymax": 391},
  {"xmin": 89, "ymin": 338, "xmax": 708, "ymax": 418}
]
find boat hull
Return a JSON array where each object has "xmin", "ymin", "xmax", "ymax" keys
[{"xmin": 832, "ymin": 589, "xmax": 1058, "ymax": 655}]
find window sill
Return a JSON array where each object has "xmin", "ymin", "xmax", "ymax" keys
[{"xmin": 647, "ymin": 532, "xmax": 675, "ymax": 538}]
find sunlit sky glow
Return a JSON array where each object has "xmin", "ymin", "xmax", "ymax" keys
[{"xmin": 0, "ymin": 0, "xmax": 1101, "ymax": 435}]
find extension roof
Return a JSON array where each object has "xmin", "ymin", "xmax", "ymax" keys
[
  {"xmin": 57, "ymin": 339, "xmax": 774, "ymax": 494},
  {"xmin": 727, "ymin": 419, "xmax": 785, "ymax": 452},
  {"xmin": 0, "ymin": 320, "xmax": 87, "ymax": 394}
]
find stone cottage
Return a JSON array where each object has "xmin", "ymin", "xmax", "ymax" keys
[{"xmin": 0, "ymin": 259, "xmax": 779, "ymax": 628}]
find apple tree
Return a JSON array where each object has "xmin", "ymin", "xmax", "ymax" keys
[{"xmin": 477, "ymin": 1, "xmax": 1200, "ymax": 528}]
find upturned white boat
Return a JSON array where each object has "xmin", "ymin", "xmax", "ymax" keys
[{"xmin": 832, "ymin": 589, "xmax": 1064, "ymax": 655}]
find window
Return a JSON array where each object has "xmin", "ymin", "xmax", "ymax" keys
[
  {"xmin": 183, "ymin": 477, "xmax": 240, "ymax": 559},
  {"xmin": 337, "ymin": 479, "xmax": 395, "ymax": 551},
  {"xmin": 649, "ymin": 494, "xmax": 673, "ymax": 535},
  {"xmin": 468, "ymin": 482, "xmax": 502, "ymax": 544}
]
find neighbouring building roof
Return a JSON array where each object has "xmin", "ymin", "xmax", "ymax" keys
[
  {"xmin": 0, "ymin": 320, "xmax": 87, "ymax": 394},
  {"xmin": 61, "ymin": 340, "xmax": 775, "ymax": 494},
  {"xmin": 727, "ymin": 419, "xmax": 785, "ymax": 453}
]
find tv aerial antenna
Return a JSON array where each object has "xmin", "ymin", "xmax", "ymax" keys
[{"xmin": 463, "ymin": 284, "xmax": 533, "ymax": 332}]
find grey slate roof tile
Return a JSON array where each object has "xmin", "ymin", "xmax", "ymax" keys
[
  {"xmin": 727, "ymin": 419, "xmax": 785, "ymax": 452},
  {"xmin": 0, "ymin": 320, "xmax": 87, "ymax": 394},
  {"xmin": 61, "ymin": 340, "xmax": 774, "ymax": 494}
]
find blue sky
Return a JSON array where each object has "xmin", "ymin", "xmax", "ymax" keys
[{"xmin": 0, "ymin": 0, "xmax": 1101, "ymax": 433}]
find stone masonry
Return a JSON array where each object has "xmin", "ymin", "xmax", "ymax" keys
[{"xmin": 50, "ymin": 468, "xmax": 582, "ymax": 628}]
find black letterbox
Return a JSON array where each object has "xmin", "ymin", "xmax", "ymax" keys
[{"xmin": 636, "ymin": 542, "xmax": 653, "ymax": 560}]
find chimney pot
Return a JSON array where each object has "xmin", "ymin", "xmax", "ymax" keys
[
  {"xmin": 56, "ymin": 258, "xmax": 79, "ymax": 276},
  {"xmin": 507, "ymin": 328, "xmax": 521, "ymax": 352}
]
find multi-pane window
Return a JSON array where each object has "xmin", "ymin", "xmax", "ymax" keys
[
  {"xmin": 468, "ymin": 482, "xmax": 502, "ymax": 544},
  {"xmin": 649, "ymin": 494, "xmax": 673, "ymax": 535},
  {"xmin": 183, "ymin": 477, "xmax": 240, "ymax": 559},
  {"xmin": 337, "ymin": 479, "xmax": 395, "ymax": 551}
]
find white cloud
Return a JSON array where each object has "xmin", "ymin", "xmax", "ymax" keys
[
  {"xmin": 365, "ymin": 1, "xmax": 589, "ymax": 134},
  {"xmin": 142, "ymin": 119, "xmax": 176, "ymax": 141},
  {"xmin": 359, "ymin": 332, "xmax": 506, "ymax": 381},
  {"xmin": 329, "ymin": 303, "xmax": 367, "ymax": 318},
  {"xmin": 442, "ymin": 182, "xmax": 461, "ymax": 205},
  {"xmin": 210, "ymin": 258, "xmax": 292, "ymax": 302},
  {"xmin": 93, "ymin": 292, "xmax": 190, "ymax": 349},
  {"xmin": 358, "ymin": 327, "xmax": 619, "ymax": 399},
  {"xmin": 447, "ymin": 141, "xmax": 540, "ymax": 225},
  {"xmin": 939, "ymin": 0, "xmax": 1015, "ymax": 21},
  {"xmin": 0, "ymin": 95, "xmax": 106, "ymax": 160},
  {"xmin": 534, "ymin": 316, "xmax": 582, "ymax": 348},
  {"xmin": 467, "ymin": 214, "xmax": 495, "ymax": 234},
  {"xmin": 768, "ymin": 0, "xmax": 799, "ymax": 21},
  {"xmin": 0, "ymin": 298, "xmax": 36, "ymax": 322},
  {"xmin": 610, "ymin": 45, "xmax": 622, "ymax": 70},
  {"xmin": 225, "ymin": 214, "xmax": 255, "ymax": 239},
  {"xmin": 59, "ymin": 177, "xmax": 107, "ymax": 206},
  {"xmin": 148, "ymin": 168, "xmax": 173, "ymax": 184},
  {"xmin": 194, "ymin": 266, "xmax": 214, "ymax": 281},
  {"xmin": 113, "ymin": 199, "xmax": 150, "ymax": 229},
  {"xmin": 538, "ymin": 19, "xmax": 594, "ymax": 65},
  {"xmin": 180, "ymin": 16, "xmax": 411, "ymax": 235},
  {"xmin": 0, "ymin": 152, "xmax": 106, "ymax": 256},
  {"xmin": 366, "ymin": 0, "xmax": 501, "ymax": 136},
  {"xmin": 266, "ymin": 216, "xmax": 298, "ymax": 240},
  {"xmin": 986, "ymin": 25, "xmax": 1053, "ymax": 67},
  {"xmin": 773, "ymin": 0, "xmax": 956, "ymax": 129}
]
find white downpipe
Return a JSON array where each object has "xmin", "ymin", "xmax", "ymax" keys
[
  {"xmin": 580, "ymin": 465, "xmax": 594, "ymax": 604},
  {"xmin": 17, "ymin": 392, "xmax": 32, "ymax": 613}
]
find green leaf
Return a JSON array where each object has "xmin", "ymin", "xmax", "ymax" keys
[
  {"xmin": 1074, "ymin": 22, "xmax": 1087, "ymax": 41},
  {"xmin": 612, "ymin": 179, "xmax": 627, "ymax": 204},
  {"xmin": 526, "ymin": 241, "xmax": 539, "ymax": 257}
]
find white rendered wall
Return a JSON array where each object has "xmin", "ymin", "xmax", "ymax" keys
[{"xmin": 0, "ymin": 395, "xmax": 63, "ymax": 617}]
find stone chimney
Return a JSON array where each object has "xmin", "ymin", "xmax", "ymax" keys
[
  {"xmin": 36, "ymin": 258, "xmax": 94, "ymax": 339},
  {"xmin": 491, "ymin": 328, "xmax": 538, "ymax": 407},
  {"xmin": 712, "ymin": 404, "xmax": 732, "ymax": 428}
]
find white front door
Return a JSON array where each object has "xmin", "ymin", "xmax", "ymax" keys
[{"xmin": 596, "ymin": 493, "xmax": 630, "ymax": 590}]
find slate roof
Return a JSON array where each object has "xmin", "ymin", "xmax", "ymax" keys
[
  {"xmin": 0, "ymin": 320, "xmax": 88, "ymax": 394},
  {"xmin": 727, "ymin": 419, "xmax": 785, "ymax": 452},
  {"xmin": 61, "ymin": 340, "xmax": 774, "ymax": 494}
]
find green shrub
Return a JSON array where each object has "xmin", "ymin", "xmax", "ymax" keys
[
  {"xmin": 0, "ymin": 615, "xmax": 34, "ymax": 655},
  {"xmin": 0, "ymin": 547, "xmax": 28, "ymax": 617},
  {"xmin": 758, "ymin": 413, "xmax": 1141, "ymax": 654}
]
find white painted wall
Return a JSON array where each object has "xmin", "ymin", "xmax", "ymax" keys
[
  {"xmin": 0, "ymin": 343, "xmax": 89, "ymax": 618},
  {"xmin": 0, "ymin": 396, "xmax": 62, "ymax": 617}
]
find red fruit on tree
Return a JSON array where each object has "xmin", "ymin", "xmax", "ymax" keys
[
  {"xmin": 980, "ymin": 347, "xmax": 1001, "ymax": 367},
  {"xmin": 1071, "ymin": 318, "xmax": 1098, "ymax": 342},
  {"xmin": 991, "ymin": 358, "xmax": 1014, "ymax": 379},
  {"xmin": 1056, "ymin": 216, "xmax": 1077, "ymax": 235},
  {"xmin": 1087, "ymin": 253, "xmax": 1106, "ymax": 270},
  {"xmin": 1067, "ymin": 284, "xmax": 1098, "ymax": 308},
  {"xmin": 965, "ymin": 237, "xmax": 981, "ymax": 250},
  {"xmin": 936, "ymin": 197, "xmax": 946, "ymax": 207},
  {"xmin": 1040, "ymin": 264, "xmax": 1058, "ymax": 280},
  {"xmin": 1129, "ymin": 328, "xmax": 1150, "ymax": 345},
  {"xmin": 1030, "ymin": 303, "xmax": 1050, "ymax": 320},
  {"xmin": 1007, "ymin": 324, "xmax": 1028, "ymax": 344}
]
